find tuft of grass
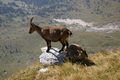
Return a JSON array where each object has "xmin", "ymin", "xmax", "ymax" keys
[{"xmin": 7, "ymin": 49, "xmax": 120, "ymax": 80}]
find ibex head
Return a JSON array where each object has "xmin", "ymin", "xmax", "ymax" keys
[
  {"xmin": 76, "ymin": 49, "xmax": 88, "ymax": 59},
  {"xmin": 29, "ymin": 17, "xmax": 35, "ymax": 34},
  {"xmin": 82, "ymin": 49, "xmax": 88, "ymax": 58}
]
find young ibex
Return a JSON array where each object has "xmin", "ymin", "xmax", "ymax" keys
[
  {"xmin": 29, "ymin": 17, "xmax": 72, "ymax": 52},
  {"xmin": 67, "ymin": 44, "xmax": 88, "ymax": 63}
]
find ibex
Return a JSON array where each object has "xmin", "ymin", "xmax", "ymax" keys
[
  {"xmin": 67, "ymin": 44, "xmax": 88, "ymax": 63},
  {"xmin": 29, "ymin": 17, "xmax": 72, "ymax": 52}
]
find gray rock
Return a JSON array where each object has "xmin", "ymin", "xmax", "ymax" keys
[{"xmin": 39, "ymin": 47, "xmax": 67, "ymax": 66}]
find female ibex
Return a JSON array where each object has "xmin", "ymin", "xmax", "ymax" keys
[{"xmin": 29, "ymin": 17, "xmax": 72, "ymax": 52}]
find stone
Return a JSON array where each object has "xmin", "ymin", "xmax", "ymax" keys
[
  {"xmin": 39, "ymin": 68, "xmax": 48, "ymax": 72},
  {"xmin": 39, "ymin": 47, "xmax": 67, "ymax": 66}
]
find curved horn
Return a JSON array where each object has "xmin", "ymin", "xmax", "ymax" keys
[{"xmin": 30, "ymin": 17, "xmax": 34, "ymax": 24}]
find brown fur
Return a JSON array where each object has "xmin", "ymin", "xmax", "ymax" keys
[
  {"xmin": 67, "ymin": 44, "xmax": 88, "ymax": 63},
  {"xmin": 29, "ymin": 17, "xmax": 72, "ymax": 52}
]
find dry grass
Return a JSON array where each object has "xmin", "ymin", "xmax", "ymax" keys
[{"xmin": 7, "ymin": 49, "xmax": 120, "ymax": 80}]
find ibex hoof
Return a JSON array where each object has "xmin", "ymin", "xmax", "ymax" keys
[
  {"xmin": 59, "ymin": 50, "xmax": 63, "ymax": 53},
  {"xmin": 46, "ymin": 50, "xmax": 49, "ymax": 52}
]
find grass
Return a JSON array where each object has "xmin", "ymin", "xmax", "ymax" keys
[{"xmin": 7, "ymin": 48, "xmax": 120, "ymax": 80}]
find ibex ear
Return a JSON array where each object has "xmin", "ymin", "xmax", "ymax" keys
[
  {"xmin": 78, "ymin": 51, "xmax": 82, "ymax": 56},
  {"xmin": 83, "ymin": 48, "xmax": 86, "ymax": 51},
  {"xmin": 77, "ymin": 50, "xmax": 82, "ymax": 53},
  {"xmin": 77, "ymin": 50, "xmax": 80, "ymax": 53}
]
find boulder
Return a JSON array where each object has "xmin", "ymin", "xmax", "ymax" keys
[{"xmin": 39, "ymin": 47, "xmax": 67, "ymax": 66}]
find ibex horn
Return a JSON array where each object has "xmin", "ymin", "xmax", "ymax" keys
[{"xmin": 30, "ymin": 17, "xmax": 34, "ymax": 24}]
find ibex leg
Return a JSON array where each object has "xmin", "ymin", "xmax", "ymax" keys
[
  {"xmin": 65, "ymin": 40, "xmax": 69, "ymax": 51},
  {"xmin": 45, "ymin": 40, "xmax": 51, "ymax": 52},
  {"xmin": 59, "ymin": 40, "xmax": 65, "ymax": 52}
]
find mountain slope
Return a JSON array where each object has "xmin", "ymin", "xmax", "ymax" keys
[
  {"xmin": 1, "ymin": 0, "xmax": 120, "ymax": 23},
  {"xmin": 7, "ymin": 49, "xmax": 120, "ymax": 80},
  {"xmin": 0, "ymin": 0, "xmax": 120, "ymax": 79}
]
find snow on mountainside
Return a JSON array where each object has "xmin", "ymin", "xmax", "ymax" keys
[
  {"xmin": 54, "ymin": 18, "xmax": 120, "ymax": 33},
  {"xmin": 53, "ymin": 18, "xmax": 94, "ymax": 26}
]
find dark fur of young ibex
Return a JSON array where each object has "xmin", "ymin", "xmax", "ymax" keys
[
  {"xmin": 67, "ymin": 44, "xmax": 88, "ymax": 63},
  {"xmin": 29, "ymin": 17, "xmax": 72, "ymax": 52}
]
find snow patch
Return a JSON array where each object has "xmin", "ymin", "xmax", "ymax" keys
[
  {"xmin": 53, "ymin": 18, "xmax": 94, "ymax": 26},
  {"xmin": 53, "ymin": 18, "xmax": 120, "ymax": 33}
]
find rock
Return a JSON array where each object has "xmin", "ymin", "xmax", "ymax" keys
[
  {"xmin": 39, "ymin": 47, "xmax": 67, "ymax": 66},
  {"xmin": 39, "ymin": 68, "xmax": 48, "ymax": 72}
]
